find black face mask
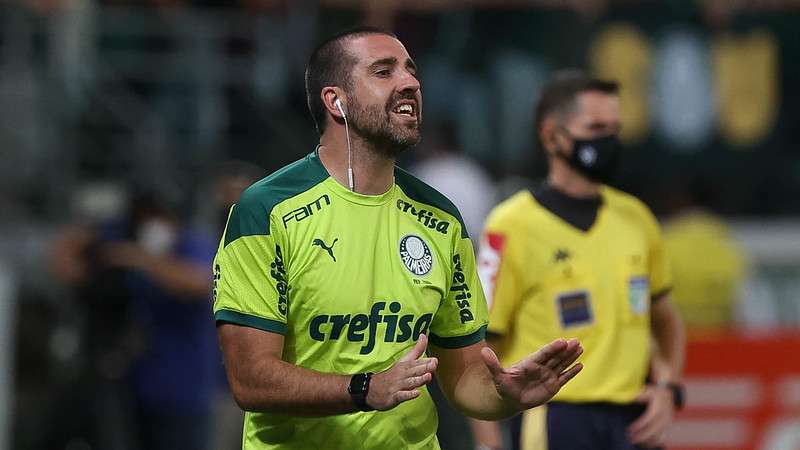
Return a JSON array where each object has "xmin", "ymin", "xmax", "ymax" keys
[{"xmin": 556, "ymin": 130, "xmax": 623, "ymax": 183}]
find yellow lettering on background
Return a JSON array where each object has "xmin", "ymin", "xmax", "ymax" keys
[
  {"xmin": 714, "ymin": 30, "xmax": 779, "ymax": 148},
  {"xmin": 589, "ymin": 23, "xmax": 652, "ymax": 145}
]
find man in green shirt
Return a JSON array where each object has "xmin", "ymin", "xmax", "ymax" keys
[{"xmin": 213, "ymin": 26, "xmax": 584, "ymax": 450}]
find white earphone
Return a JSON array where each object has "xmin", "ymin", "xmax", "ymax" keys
[
  {"xmin": 335, "ymin": 97, "xmax": 354, "ymax": 191},
  {"xmin": 335, "ymin": 98, "xmax": 346, "ymax": 118}
]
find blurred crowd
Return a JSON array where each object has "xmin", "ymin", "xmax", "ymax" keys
[
  {"xmin": 16, "ymin": 162, "xmax": 260, "ymax": 450},
  {"xmin": 2, "ymin": 0, "xmax": 800, "ymax": 218}
]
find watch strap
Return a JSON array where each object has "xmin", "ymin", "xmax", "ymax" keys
[
  {"xmin": 656, "ymin": 381, "xmax": 686, "ymax": 410},
  {"xmin": 348, "ymin": 372, "xmax": 374, "ymax": 412}
]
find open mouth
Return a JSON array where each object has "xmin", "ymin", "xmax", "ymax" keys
[{"xmin": 391, "ymin": 101, "xmax": 417, "ymax": 118}]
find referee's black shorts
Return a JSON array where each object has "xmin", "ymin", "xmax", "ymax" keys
[{"xmin": 511, "ymin": 401, "xmax": 664, "ymax": 450}]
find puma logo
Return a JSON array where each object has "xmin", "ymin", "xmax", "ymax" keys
[{"xmin": 312, "ymin": 238, "xmax": 338, "ymax": 262}]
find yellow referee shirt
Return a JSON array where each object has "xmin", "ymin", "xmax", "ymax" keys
[{"xmin": 478, "ymin": 186, "xmax": 671, "ymax": 404}]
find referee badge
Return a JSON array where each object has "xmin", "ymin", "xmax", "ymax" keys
[
  {"xmin": 629, "ymin": 277, "xmax": 650, "ymax": 315},
  {"xmin": 399, "ymin": 235, "xmax": 433, "ymax": 276},
  {"xmin": 557, "ymin": 290, "xmax": 593, "ymax": 328}
]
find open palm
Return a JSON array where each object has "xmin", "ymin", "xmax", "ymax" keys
[{"xmin": 481, "ymin": 338, "xmax": 583, "ymax": 410}]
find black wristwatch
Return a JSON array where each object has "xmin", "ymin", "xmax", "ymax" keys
[
  {"xmin": 348, "ymin": 372, "xmax": 374, "ymax": 412},
  {"xmin": 659, "ymin": 382, "xmax": 686, "ymax": 410}
]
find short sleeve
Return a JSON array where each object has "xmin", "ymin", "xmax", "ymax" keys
[
  {"xmin": 212, "ymin": 200, "xmax": 290, "ymax": 335},
  {"xmin": 477, "ymin": 215, "xmax": 522, "ymax": 336},
  {"xmin": 640, "ymin": 205, "xmax": 672, "ymax": 297},
  {"xmin": 428, "ymin": 232, "xmax": 489, "ymax": 349}
]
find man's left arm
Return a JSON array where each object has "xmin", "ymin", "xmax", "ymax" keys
[
  {"xmin": 427, "ymin": 231, "xmax": 582, "ymax": 420},
  {"xmin": 430, "ymin": 337, "xmax": 582, "ymax": 420}
]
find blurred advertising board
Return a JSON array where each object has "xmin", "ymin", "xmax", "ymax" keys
[{"xmin": 667, "ymin": 333, "xmax": 800, "ymax": 450}]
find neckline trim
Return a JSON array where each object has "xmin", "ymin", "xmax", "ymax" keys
[{"xmin": 312, "ymin": 148, "xmax": 397, "ymax": 206}]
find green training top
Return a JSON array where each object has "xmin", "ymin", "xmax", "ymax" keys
[{"xmin": 213, "ymin": 150, "xmax": 489, "ymax": 450}]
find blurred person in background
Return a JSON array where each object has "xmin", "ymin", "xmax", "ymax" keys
[
  {"xmin": 213, "ymin": 26, "xmax": 584, "ymax": 450},
  {"xmin": 662, "ymin": 176, "xmax": 748, "ymax": 332},
  {"xmin": 206, "ymin": 160, "xmax": 266, "ymax": 450},
  {"xmin": 44, "ymin": 181, "xmax": 132, "ymax": 450},
  {"xmin": 50, "ymin": 185, "xmax": 217, "ymax": 450},
  {"xmin": 409, "ymin": 121, "xmax": 497, "ymax": 240},
  {"xmin": 471, "ymin": 71, "xmax": 686, "ymax": 450},
  {"xmin": 210, "ymin": 160, "xmax": 266, "ymax": 233}
]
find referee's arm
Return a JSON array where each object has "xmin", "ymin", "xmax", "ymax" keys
[
  {"xmin": 627, "ymin": 292, "xmax": 686, "ymax": 447},
  {"xmin": 650, "ymin": 292, "xmax": 685, "ymax": 385}
]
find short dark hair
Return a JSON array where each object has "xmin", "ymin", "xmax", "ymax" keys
[
  {"xmin": 534, "ymin": 70, "xmax": 619, "ymax": 138},
  {"xmin": 305, "ymin": 26, "xmax": 397, "ymax": 135}
]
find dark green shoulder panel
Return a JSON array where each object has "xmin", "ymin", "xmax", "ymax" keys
[
  {"xmin": 224, "ymin": 152, "xmax": 328, "ymax": 246},
  {"xmin": 394, "ymin": 166, "xmax": 469, "ymax": 239}
]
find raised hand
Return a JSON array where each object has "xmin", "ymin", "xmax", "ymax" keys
[
  {"xmin": 366, "ymin": 334, "xmax": 439, "ymax": 411},
  {"xmin": 481, "ymin": 338, "xmax": 583, "ymax": 410}
]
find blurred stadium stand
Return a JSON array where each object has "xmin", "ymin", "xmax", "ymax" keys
[{"xmin": 1, "ymin": 1, "xmax": 800, "ymax": 450}]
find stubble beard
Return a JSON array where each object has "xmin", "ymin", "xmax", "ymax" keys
[{"xmin": 348, "ymin": 96, "xmax": 421, "ymax": 159}]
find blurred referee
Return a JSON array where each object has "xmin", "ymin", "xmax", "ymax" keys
[{"xmin": 471, "ymin": 71, "xmax": 686, "ymax": 450}]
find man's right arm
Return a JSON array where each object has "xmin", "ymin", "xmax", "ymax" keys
[
  {"xmin": 215, "ymin": 198, "xmax": 357, "ymax": 416},
  {"xmin": 218, "ymin": 323, "xmax": 438, "ymax": 416},
  {"xmin": 219, "ymin": 323, "xmax": 352, "ymax": 415}
]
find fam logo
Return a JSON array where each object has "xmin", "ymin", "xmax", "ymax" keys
[
  {"xmin": 399, "ymin": 235, "xmax": 433, "ymax": 276},
  {"xmin": 282, "ymin": 194, "xmax": 330, "ymax": 228}
]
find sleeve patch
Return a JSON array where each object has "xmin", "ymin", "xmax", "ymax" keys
[{"xmin": 477, "ymin": 232, "xmax": 506, "ymax": 311}]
